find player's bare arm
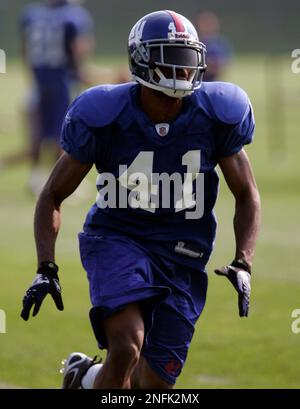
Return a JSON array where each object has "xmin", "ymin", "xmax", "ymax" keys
[
  {"xmin": 34, "ymin": 153, "xmax": 92, "ymax": 264},
  {"xmin": 219, "ymin": 148, "xmax": 261, "ymax": 267},
  {"xmin": 215, "ymin": 149, "xmax": 261, "ymax": 317},
  {"xmin": 21, "ymin": 153, "xmax": 92, "ymax": 321}
]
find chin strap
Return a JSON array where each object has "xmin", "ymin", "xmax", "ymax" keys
[{"xmin": 134, "ymin": 75, "xmax": 195, "ymax": 99}]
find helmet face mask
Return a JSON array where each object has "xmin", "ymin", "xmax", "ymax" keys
[{"xmin": 128, "ymin": 11, "xmax": 207, "ymax": 98}]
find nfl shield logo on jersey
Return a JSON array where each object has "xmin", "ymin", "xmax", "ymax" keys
[{"xmin": 155, "ymin": 123, "xmax": 170, "ymax": 137}]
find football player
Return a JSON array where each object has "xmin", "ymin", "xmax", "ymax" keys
[
  {"xmin": 21, "ymin": 10, "xmax": 261, "ymax": 389},
  {"xmin": 195, "ymin": 11, "xmax": 233, "ymax": 81},
  {"xmin": 2, "ymin": 0, "xmax": 94, "ymax": 194}
]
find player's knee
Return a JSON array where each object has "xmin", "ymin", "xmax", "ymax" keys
[
  {"xmin": 107, "ymin": 318, "xmax": 144, "ymax": 365},
  {"xmin": 109, "ymin": 339, "xmax": 141, "ymax": 370}
]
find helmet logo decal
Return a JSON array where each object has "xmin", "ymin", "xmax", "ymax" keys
[
  {"xmin": 167, "ymin": 10, "xmax": 191, "ymax": 40},
  {"xmin": 129, "ymin": 19, "xmax": 146, "ymax": 44},
  {"xmin": 155, "ymin": 123, "xmax": 170, "ymax": 137},
  {"xmin": 168, "ymin": 22, "xmax": 177, "ymax": 39}
]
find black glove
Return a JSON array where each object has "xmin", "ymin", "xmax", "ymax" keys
[
  {"xmin": 214, "ymin": 259, "xmax": 251, "ymax": 317},
  {"xmin": 21, "ymin": 261, "xmax": 64, "ymax": 321}
]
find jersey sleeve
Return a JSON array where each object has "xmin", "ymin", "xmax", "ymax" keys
[
  {"xmin": 60, "ymin": 107, "xmax": 97, "ymax": 164},
  {"xmin": 217, "ymin": 100, "xmax": 255, "ymax": 157}
]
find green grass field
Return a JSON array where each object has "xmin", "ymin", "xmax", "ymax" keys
[{"xmin": 0, "ymin": 55, "xmax": 299, "ymax": 389}]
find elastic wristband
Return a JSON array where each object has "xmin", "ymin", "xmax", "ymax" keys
[
  {"xmin": 37, "ymin": 261, "xmax": 59, "ymax": 277},
  {"xmin": 231, "ymin": 258, "xmax": 251, "ymax": 274}
]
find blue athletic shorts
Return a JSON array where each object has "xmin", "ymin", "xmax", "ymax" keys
[{"xmin": 79, "ymin": 231, "xmax": 208, "ymax": 385}]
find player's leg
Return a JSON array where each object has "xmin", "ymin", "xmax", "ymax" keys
[
  {"xmin": 61, "ymin": 303, "xmax": 145, "ymax": 389},
  {"xmin": 61, "ymin": 233, "xmax": 171, "ymax": 389},
  {"xmin": 27, "ymin": 97, "xmax": 42, "ymax": 167},
  {"xmin": 0, "ymin": 87, "xmax": 41, "ymax": 171},
  {"xmin": 132, "ymin": 258, "xmax": 208, "ymax": 389},
  {"xmin": 80, "ymin": 304, "xmax": 174, "ymax": 390},
  {"xmin": 93, "ymin": 303, "xmax": 145, "ymax": 389},
  {"xmin": 26, "ymin": 86, "xmax": 48, "ymax": 195},
  {"xmin": 131, "ymin": 356, "xmax": 173, "ymax": 389},
  {"xmin": 38, "ymin": 82, "xmax": 67, "ymax": 162}
]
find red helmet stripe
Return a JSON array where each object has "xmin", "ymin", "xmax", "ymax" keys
[{"xmin": 167, "ymin": 10, "xmax": 185, "ymax": 32}]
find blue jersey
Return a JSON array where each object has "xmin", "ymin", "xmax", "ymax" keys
[
  {"xmin": 61, "ymin": 82, "xmax": 255, "ymax": 270},
  {"xmin": 20, "ymin": 1, "xmax": 93, "ymax": 85}
]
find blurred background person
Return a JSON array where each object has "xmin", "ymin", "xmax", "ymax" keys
[
  {"xmin": 0, "ymin": 0, "xmax": 94, "ymax": 195},
  {"xmin": 114, "ymin": 65, "xmax": 132, "ymax": 84},
  {"xmin": 195, "ymin": 11, "xmax": 233, "ymax": 81}
]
